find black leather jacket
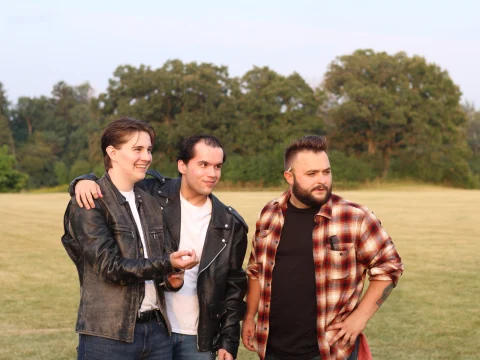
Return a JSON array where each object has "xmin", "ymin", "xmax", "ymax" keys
[
  {"xmin": 69, "ymin": 171, "xmax": 248, "ymax": 357},
  {"xmin": 62, "ymin": 173, "xmax": 176, "ymax": 342}
]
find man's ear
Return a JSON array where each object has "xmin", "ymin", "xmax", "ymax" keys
[
  {"xmin": 178, "ymin": 160, "xmax": 187, "ymax": 175},
  {"xmin": 106, "ymin": 145, "xmax": 116, "ymax": 164},
  {"xmin": 284, "ymin": 171, "xmax": 294, "ymax": 185}
]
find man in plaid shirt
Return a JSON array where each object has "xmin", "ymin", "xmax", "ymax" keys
[{"xmin": 242, "ymin": 135, "xmax": 403, "ymax": 360}]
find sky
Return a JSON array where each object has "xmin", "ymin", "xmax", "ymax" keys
[{"xmin": 1, "ymin": 0, "xmax": 479, "ymax": 106}]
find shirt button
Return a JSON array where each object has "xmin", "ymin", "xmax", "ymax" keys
[
  {"xmin": 225, "ymin": 224, "xmax": 229, "ymax": 228},
  {"xmin": 158, "ymin": 190, "xmax": 162, "ymax": 194},
  {"xmin": 222, "ymin": 239, "xmax": 226, "ymax": 243}
]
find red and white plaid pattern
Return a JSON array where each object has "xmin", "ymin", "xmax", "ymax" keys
[{"xmin": 247, "ymin": 190, "xmax": 403, "ymax": 360}]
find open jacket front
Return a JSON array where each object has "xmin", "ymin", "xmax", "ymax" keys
[{"xmin": 62, "ymin": 172, "xmax": 174, "ymax": 342}]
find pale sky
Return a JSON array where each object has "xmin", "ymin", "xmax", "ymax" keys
[{"xmin": 1, "ymin": 0, "xmax": 479, "ymax": 106}]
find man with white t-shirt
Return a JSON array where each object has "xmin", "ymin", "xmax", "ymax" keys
[
  {"xmin": 62, "ymin": 118, "xmax": 199, "ymax": 360},
  {"xmin": 71, "ymin": 135, "xmax": 249, "ymax": 360}
]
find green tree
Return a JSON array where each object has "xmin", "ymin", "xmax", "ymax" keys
[
  {"xmin": 0, "ymin": 145, "xmax": 28, "ymax": 192},
  {"xmin": 0, "ymin": 83, "xmax": 15, "ymax": 155},
  {"xmin": 324, "ymin": 49, "xmax": 469, "ymax": 182},
  {"xmin": 236, "ymin": 66, "xmax": 322, "ymax": 155}
]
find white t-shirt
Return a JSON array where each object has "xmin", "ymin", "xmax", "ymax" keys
[
  {"xmin": 165, "ymin": 194, "xmax": 212, "ymax": 335},
  {"xmin": 120, "ymin": 190, "xmax": 159, "ymax": 313}
]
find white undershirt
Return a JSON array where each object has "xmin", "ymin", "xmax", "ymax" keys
[
  {"xmin": 165, "ymin": 193, "xmax": 212, "ymax": 335},
  {"xmin": 120, "ymin": 190, "xmax": 159, "ymax": 313}
]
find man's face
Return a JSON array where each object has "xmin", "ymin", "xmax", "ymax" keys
[
  {"xmin": 285, "ymin": 150, "xmax": 332, "ymax": 208},
  {"xmin": 110, "ymin": 131, "xmax": 152, "ymax": 186},
  {"xmin": 178, "ymin": 141, "xmax": 224, "ymax": 201}
]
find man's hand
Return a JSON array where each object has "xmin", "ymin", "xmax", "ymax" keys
[
  {"xmin": 170, "ymin": 249, "xmax": 199, "ymax": 270},
  {"xmin": 166, "ymin": 272, "xmax": 184, "ymax": 289},
  {"xmin": 217, "ymin": 349, "xmax": 233, "ymax": 360},
  {"xmin": 241, "ymin": 317, "xmax": 257, "ymax": 351},
  {"xmin": 326, "ymin": 310, "xmax": 368, "ymax": 347},
  {"xmin": 75, "ymin": 180, "xmax": 102, "ymax": 209}
]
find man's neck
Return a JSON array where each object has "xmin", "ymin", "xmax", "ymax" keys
[
  {"xmin": 108, "ymin": 169, "xmax": 134, "ymax": 192},
  {"xmin": 180, "ymin": 184, "xmax": 208, "ymax": 207},
  {"xmin": 289, "ymin": 193, "xmax": 310, "ymax": 209}
]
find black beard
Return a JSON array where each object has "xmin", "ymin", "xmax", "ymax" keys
[{"xmin": 292, "ymin": 181, "xmax": 332, "ymax": 208}]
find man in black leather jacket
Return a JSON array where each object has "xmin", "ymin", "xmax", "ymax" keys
[
  {"xmin": 62, "ymin": 118, "xmax": 198, "ymax": 360},
  {"xmin": 70, "ymin": 135, "xmax": 248, "ymax": 360}
]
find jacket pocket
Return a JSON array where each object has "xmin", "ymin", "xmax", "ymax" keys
[
  {"xmin": 326, "ymin": 243, "xmax": 355, "ymax": 280},
  {"xmin": 209, "ymin": 302, "xmax": 227, "ymax": 320}
]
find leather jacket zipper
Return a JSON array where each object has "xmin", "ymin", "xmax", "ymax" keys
[
  {"xmin": 196, "ymin": 242, "xmax": 227, "ymax": 351},
  {"xmin": 197, "ymin": 243, "xmax": 227, "ymax": 277}
]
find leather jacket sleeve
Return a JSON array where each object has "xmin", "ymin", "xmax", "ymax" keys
[
  {"xmin": 218, "ymin": 229, "xmax": 248, "ymax": 357},
  {"xmin": 68, "ymin": 199, "xmax": 173, "ymax": 284},
  {"xmin": 68, "ymin": 173, "xmax": 99, "ymax": 197},
  {"xmin": 68, "ymin": 172, "xmax": 162, "ymax": 198}
]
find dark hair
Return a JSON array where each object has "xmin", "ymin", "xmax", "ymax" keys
[
  {"xmin": 176, "ymin": 135, "xmax": 226, "ymax": 164},
  {"xmin": 284, "ymin": 135, "xmax": 328, "ymax": 170},
  {"xmin": 101, "ymin": 117, "xmax": 156, "ymax": 169}
]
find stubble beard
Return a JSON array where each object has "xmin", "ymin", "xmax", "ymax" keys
[{"xmin": 292, "ymin": 180, "xmax": 332, "ymax": 208}]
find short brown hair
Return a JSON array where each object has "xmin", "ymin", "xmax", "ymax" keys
[
  {"xmin": 284, "ymin": 135, "xmax": 328, "ymax": 171},
  {"xmin": 101, "ymin": 117, "xmax": 156, "ymax": 169}
]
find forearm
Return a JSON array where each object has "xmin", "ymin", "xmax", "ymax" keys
[
  {"xmin": 244, "ymin": 278, "xmax": 260, "ymax": 320},
  {"xmin": 68, "ymin": 173, "xmax": 99, "ymax": 196},
  {"xmin": 354, "ymin": 280, "xmax": 394, "ymax": 322}
]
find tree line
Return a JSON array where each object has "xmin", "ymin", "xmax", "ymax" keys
[{"xmin": 1, "ymin": 49, "xmax": 479, "ymax": 192}]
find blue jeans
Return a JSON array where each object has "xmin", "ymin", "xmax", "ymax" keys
[
  {"xmin": 77, "ymin": 320, "xmax": 172, "ymax": 360},
  {"xmin": 171, "ymin": 332, "xmax": 215, "ymax": 360}
]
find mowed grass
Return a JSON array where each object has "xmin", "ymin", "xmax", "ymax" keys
[{"xmin": 0, "ymin": 188, "xmax": 479, "ymax": 359}]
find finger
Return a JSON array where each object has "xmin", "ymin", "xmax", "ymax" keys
[
  {"xmin": 80, "ymin": 193, "xmax": 90, "ymax": 210},
  {"xmin": 326, "ymin": 322, "xmax": 342, "ymax": 331},
  {"xmin": 96, "ymin": 184, "xmax": 103, "ymax": 198},
  {"xmin": 190, "ymin": 249, "xmax": 197, "ymax": 261},
  {"xmin": 243, "ymin": 339, "xmax": 255, "ymax": 351},
  {"xmin": 86, "ymin": 191, "xmax": 95, "ymax": 209},
  {"xmin": 329, "ymin": 329, "xmax": 345, "ymax": 346},
  {"xmin": 173, "ymin": 250, "xmax": 191, "ymax": 258},
  {"xmin": 341, "ymin": 332, "xmax": 351, "ymax": 346},
  {"xmin": 349, "ymin": 333, "xmax": 359, "ymax": 346},
  {"xmin": 76, "ymin": 192, "xmax": 83, "ymax": 208}
]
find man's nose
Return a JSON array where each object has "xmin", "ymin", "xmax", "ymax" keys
[
  {"xmin": 207, "ymin": 166, "xmax": 216, "ymax": 177},
  {"xmin": 141, "ymin": 150, "xmax": 151, "ymax": 162},
  {"xmin": 316, "ymin": 173, "xmax": 327, "ymax": 184}
]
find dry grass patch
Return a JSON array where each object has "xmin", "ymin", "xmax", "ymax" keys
[{"xmin": 0, "ymin": 188, "xmax": 479, "ymax": 359}]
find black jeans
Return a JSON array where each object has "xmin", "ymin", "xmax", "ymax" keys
[{"xmin": 265, "ymin": 337, "xmax": 360, "ymax": 360}]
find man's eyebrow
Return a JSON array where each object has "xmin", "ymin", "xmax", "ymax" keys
[
  {"xmin": 306, "ymin": 167, "xmax": 331, "ymax": 172},
  {"xmin": 197, "ymin": 160, "xmax": 224, "ymax": 165}
]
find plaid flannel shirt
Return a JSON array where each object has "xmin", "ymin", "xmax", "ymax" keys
[{"xmin": 246, "ymin": 190, "xmax": 403, "ymax": 360}]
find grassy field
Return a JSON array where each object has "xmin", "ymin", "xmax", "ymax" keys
[{"xmin": 0, "ymin": 187, "xmax": 479, "ymax": 359}]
